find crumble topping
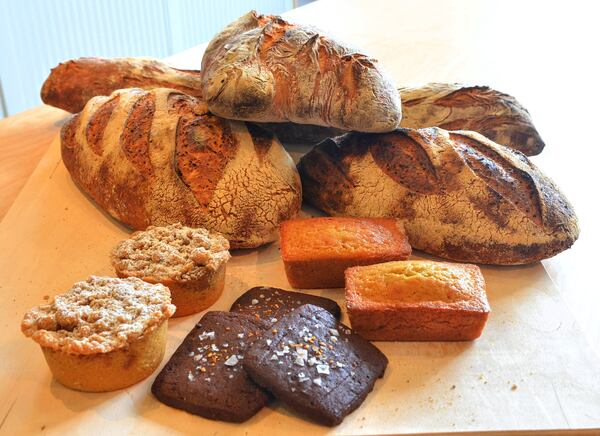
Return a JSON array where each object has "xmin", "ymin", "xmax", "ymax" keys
[
  {"xmin": 21, "ymin": 276, "xmax": 176, "ymax": 354},
  {"xmin": 111, "ymin": 223, "xmax": 231, "ymax": 281}
]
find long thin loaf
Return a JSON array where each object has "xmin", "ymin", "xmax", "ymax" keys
[
  {"xmin": 61, "ymin": 88, "xmax": 302, "ymax": 248},
  {"xmin": 41, "ymin": 57, "xmax": 203, "ymax": 113},
  {"xmin": 399, "ymin": 83, "xmax": 545, "ymax": 156},
  {"xmin": 298, "ymin": 127, "xmax": 578, "ymax": 264}
]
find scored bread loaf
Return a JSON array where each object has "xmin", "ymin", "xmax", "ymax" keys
[
  {"xmin": 298, "ymin": 127, "xmax": 578, "ymax": 265},
  {"xmin": 41, "ymin": 57, "xmax": 203, "ymax": 113},
  {"xmin": 201, "ymin": 11, "xmax": 401, "ymax": 132},
  {"xmin": 61, "ymin": 88, "xmax": 301, "ymax": 248},
  {"xmin": 399, "ymin": 83, "xmax": 545, "ymax": 156}
]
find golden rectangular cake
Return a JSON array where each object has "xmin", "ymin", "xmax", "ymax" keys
[
  {"xmin": 280, "ymin": 217, "xmax": 411, "ymax": 289},
  {"xmin": 345, "ymin": 260, "xmax": 490, "ymax": 341}
]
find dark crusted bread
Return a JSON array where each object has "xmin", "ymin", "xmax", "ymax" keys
[
  {"xmin": 41, "ymin": 57, "xmax": 204, "ymax": 114},
  {"xmin": 151, "ymin": 311, "xmax": 269, "ymax": 422},
  {"xmin": 243, "ymin": 304, "xmax": 388, "ymax": 426},
  {"xmin": 399, "ymin": 83, "xmax": 545, "ymax": 156},
  {"xmin": 298, "ymin": 127, "xmax": 579, "ymax": 265},
  {"xmin": 201, "ymin": 11, "xmax": 401, "ymax": 132},
  {"xmin": 60, "ymin": 87, "xmax": 301, "ymax": 248},
  {"xmin": 230, "ymin": 286, "xmax": 341, "ymax": 320}
]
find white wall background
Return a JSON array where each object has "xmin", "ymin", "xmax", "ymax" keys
[{"xmin": 0, "ymin": 0, "xmax": 294, "ymax": 116}]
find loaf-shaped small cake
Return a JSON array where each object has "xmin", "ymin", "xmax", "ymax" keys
[
  {"xmin": 61, "ymin": 87, "xmax": 302, "ymax": 248},
  {"xmin": 298, "ymin": 127, "xmax": 579, "ymax": 265},
  {"xmin": 21, "ymin": 276, "xmax": 176, "ymax": 392},
  {"xmin": 111, "ymin": 224, "xmax": 230, "ymax": 317},
  {"xmin": 280, "ymin": 217, "xmax": 411, "ymax": 289},
  {"xmin": 345, "ymin": 261, "xmax": 490, "ymax": 341}
]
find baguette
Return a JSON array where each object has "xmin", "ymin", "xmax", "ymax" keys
[
  {"xmin": 298, "ymin": 128, "xmax": 578, "ymax": 264},
  {"xmin": 41, "ymin": 57, "xmax": 203, "ymax": 113},
  {"xmin": 61, "ymin": 88, "xmax": 301, "ymax": 248},
  {"xmin": 201, "ymin": 11, "xmax": 401, "ymax": 132},
  {"xmin": 399, "ymin": 83, "xmax": 545, "ymax": 156}
]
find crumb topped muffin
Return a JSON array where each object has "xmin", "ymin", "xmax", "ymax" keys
[
  {"xmin": 111, "ymin": 223, "xmax": 231, "ymax": 317},
  {"xmin": 21, "ymin": 276, "xmax": 176, "ymax": 392}
]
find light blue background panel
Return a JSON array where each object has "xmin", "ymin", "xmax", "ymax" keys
[{"xmin": 0, "ymin": 0, "xmax": 293, "ymax": 116}]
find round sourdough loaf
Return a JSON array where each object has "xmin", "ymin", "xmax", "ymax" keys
[
  {"xmin": 21, "ymin": 276, "xmax": 175, "ymax": 392},
  {"xmin": 60, "ymin": 87, "xmax": 302, "ymax": 248},
  {"xmin": 298, "ymin": 127, "xmax": 579, "ymax": 265},
  {"xmin": 201, "ymin": 11, "xmax": 401, "ymax": 132}
]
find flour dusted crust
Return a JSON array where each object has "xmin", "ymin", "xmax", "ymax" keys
[
  {"xmin": 60, "ymin": 88, "xmax": 302, "ymax": 248},
  {"xmin": 399, "ymin": 83, "xmax": 545, "ymax": 156},
  {"xmin": 21, "ymin": 276, "xmax": 176, "ymax": 354},
  {"xmin": 298, "ymin": 127, "xmax": 579, "ymax": 265},
  {"xmin": 111, "ymin": 223, "xmax": 230, "ymax": 281},
  {"xmin": 201, "ymin": 11, "xmax": 401, "ymax": 132}
]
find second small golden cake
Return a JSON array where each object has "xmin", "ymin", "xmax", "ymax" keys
[
  {"xmin": 111, "ymin": 223, "xmax": 231, "ymax": 317},
  {"xmin": 21, "ymin": 276, "xmax": 176, "ymax": 392},
  {"xmin": 345, "ymin": 261, "xmax": 490, "ymax": 341},
  {"xmin": 280, "ymin": 217, "xmax": 411, "ymax": 289}
]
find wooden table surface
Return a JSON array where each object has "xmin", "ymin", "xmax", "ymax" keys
[{"xmin": 0, "ymin": 0, "xmax": 599, "ymax": 433}]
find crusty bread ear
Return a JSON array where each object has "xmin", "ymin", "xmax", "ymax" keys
[
  {"xmin": 399, "ymin": 83, "xmax": 545, "ymax": 156},
  {"xmin": 201, "ymin": 11, "xmax": 402, "ymax": 132},
  {"xmin": 61, "ymin": 88, "xmax": 302, "ymax": 248},
  {"xmin": 298, "ymin": 127, "xmax": 578, "ymax": 265},
  {"xmin": 41, "ymin": 57, "xmax": 203, "ymax": 113}
]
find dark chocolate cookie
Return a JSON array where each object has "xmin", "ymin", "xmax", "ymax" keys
[
  {"xmin": 243, "ymin": 304, "xmax": 388, "ymax": 426},
  {"xmin": 230, "ymin": 286, "xmax": 341, "ymax": 323},
  {"xmin": 151, "ymin": 311, "xmax": 269, "ymax": 422}
]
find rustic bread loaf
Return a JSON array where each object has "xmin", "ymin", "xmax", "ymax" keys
[
  {"xmin": 298, "ymin": 127, "xmax": 579, "ymax": 265},
  {"xmin": 280, "ymin": 217, "xmax": 411, "ymax": 288},
  {"xmin": 345, "ymin": 260, "xmax": 490, "ymax": 341},
  {"xmin": 399, "ymin": 83, "xmax": 545, "ymax": 156},
  {"xmin": 41, "ymin": 57, "xmax": 203, "ymax": 113},
  {"xmin": 61, "ymin": 88, "xmax": 302, "ymax": 248},
  {"xmin": 201, "ymin": 11, "xmax": 401, "ymax": 132}
]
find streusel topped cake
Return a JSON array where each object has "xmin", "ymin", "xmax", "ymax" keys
[
  {"xmin": 21, "ymin": 276, "xmax": 175, "ymax": 354},
  {"xmin": 111, "ymin": 223, "xmax": 231, "ymax": 317},
  {"xmin": 111, "ymin": 223, "xmax": 230, "ymax": 281},
  {"xmin": 22, "ymin": 276, "xmax": 176, "ymax": 392}
]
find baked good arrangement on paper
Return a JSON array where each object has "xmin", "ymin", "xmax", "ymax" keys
[{"xmin": 21, "ymin": 8, "xmax": 582, "ymax": 428}]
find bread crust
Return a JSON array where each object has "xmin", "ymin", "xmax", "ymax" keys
[
  {"xmin": 61, "ymin": 88, "xmax": 302, "ymax": 248},
  {"xmin": 41, "ymin": 57, "xmax": 204, "ymax": 113},
  {"xmin": 201, "ymin": 11, "xmax": 401, "ymax": 132},
  {"xmin": 399, "ymin": 83, "xmax": 545, "ymax": 156},
  {"xmin": 298, "ymin": 128, "xmax": 579, "ymax": 265}
]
